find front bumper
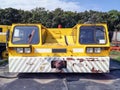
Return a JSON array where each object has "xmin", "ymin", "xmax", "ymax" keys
[{"xmin": 9, "ymin": 56, "xmax": 110, "ymax": 73}]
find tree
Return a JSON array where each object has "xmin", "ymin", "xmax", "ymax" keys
[
  {"xmin": 0, "ymin": 8, "xmax": 21, "ymax": 25},
  {"xmin": 0, "ymin": 7, "xmax": 120, "ymax": 31},
  {"xmin": 107, "ymin": 10, "xmax": 120, "ymax": 31}
]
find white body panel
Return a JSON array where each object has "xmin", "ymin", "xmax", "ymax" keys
[
  {"xmin": 0, "ymin": 32, "xmax": 6, "ymax": 35},
  {"xmin": 9, "ymin": 57, "xmax": 110, "ymax": 73}
]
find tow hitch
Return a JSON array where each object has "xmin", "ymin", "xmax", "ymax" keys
[{"xmin": 51, "ymin": 61, "xmax": 66, "ymax": 72}]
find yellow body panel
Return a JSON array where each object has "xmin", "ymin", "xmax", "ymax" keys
[
  {"xmin": 0, "ymin": 25, "xmax": 11, "ymax": 43},
  {"xmin": 8, "ymin": 23, "xmax": 110, "ymax": 57},
  {"xmin": 0, "ymin": 25, "xmax": 11, "ymax": 59}
]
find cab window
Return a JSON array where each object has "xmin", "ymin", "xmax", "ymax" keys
[
  {"xmin": 79, "ymin": 26, "xmax": 106, "ymax": 44},
  {"xmin": 12, "ymin": 26, "xmax": 39, "ymax": 44}
]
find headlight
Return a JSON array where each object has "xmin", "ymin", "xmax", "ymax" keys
[
  {"xmin": 86, "ymin": 48, "xmax": 93, "ymax": 53},
  {"xmin": 94, "ymin": 48, "xmax": 101, "ymax": 53},
  {"xmin": 16, "ymin": 48, "xmax": 23, "ymax": 53},
  {"xmin": 24, "ymin": 48, "xmax": 31, "ymax": 53}
]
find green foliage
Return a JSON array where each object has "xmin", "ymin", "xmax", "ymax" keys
[
  {"xmin": 107, "ymin": 10, "xmax": 120, "ymax": 31},
  {"xmin": 110, "ymin": 51, "xmax": 120, "ymax": 63},
  {"xmin": 116, "ymin": 56, "xmax": 120, "ymax": 61},
  {"xmin": 110, "ymin": 51, "xmax": 120, "ymax": 55},
  {"xmin": 0, "ymin": 7, "xmax": 120, "ymax": 30}
]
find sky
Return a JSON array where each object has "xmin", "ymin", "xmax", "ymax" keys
[{"xmin": 0, "ymin": 0, "xmax": 120, "ymax": 12}]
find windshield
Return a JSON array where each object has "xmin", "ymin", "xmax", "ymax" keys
[
  {"xmin": 79, "ymin": 26, "xmax": 106, "ymax": 44},
  {"xmin": 12, "ymin": 26, "xmax": 39, "ymax": 44}
]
